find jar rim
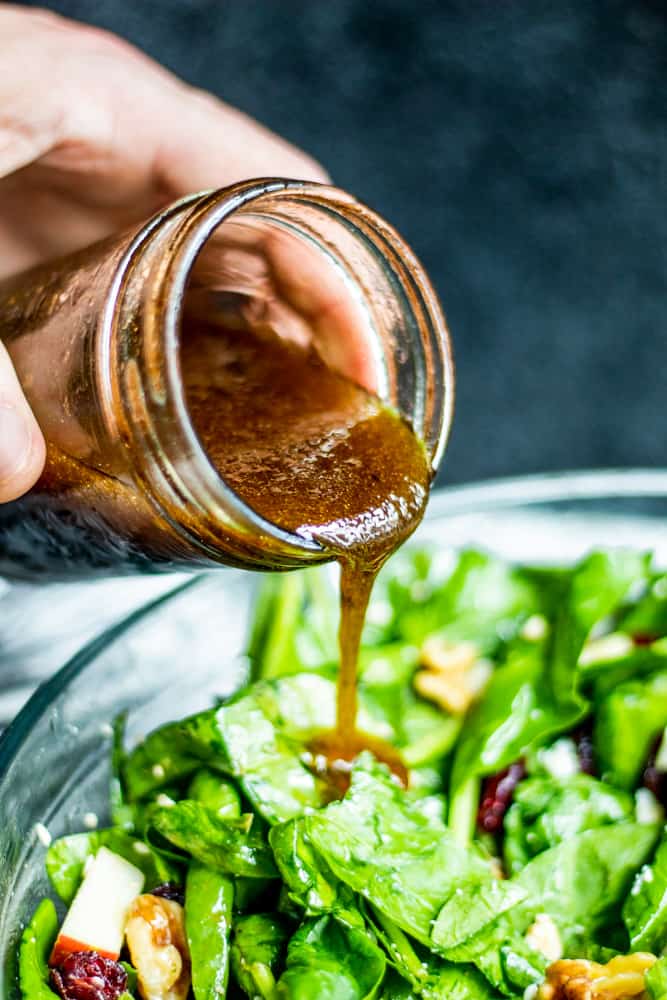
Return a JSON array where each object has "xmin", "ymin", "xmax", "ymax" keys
[{"xmin": 115, "ymin": 179, "xmax": 455, "ymax": 563}]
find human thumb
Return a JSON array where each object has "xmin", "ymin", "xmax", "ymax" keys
[{"xmin": 0, "ymin": 343, "xmax": 45, "ymax": 502}]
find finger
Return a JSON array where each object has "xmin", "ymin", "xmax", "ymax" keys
[
  {"xmin": 0, "ymin": 343, "xmax": 46, "ymax": 502},
  {"xmin": 0, "ymin": 7, "xmax": 328, "ymax": 194},
  {"xmin": 183, "ymin": 219, "xmax": 377, "ymax": 390},
  {"xmin": 152, "ymin": 89, "xmax": 329, "ymax": 195},
  {"xmin": 0, "ymin": 7, "xmax": 78, "ymax": 178},
  {"xmin": 262, "ymin": 224, "xmax": 378, "ymax": 391}
]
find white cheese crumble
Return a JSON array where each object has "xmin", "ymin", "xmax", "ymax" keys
[
  {"xmin": 83, "ymin": 812, "xmax": 99, "ymax": 830},
  {"xmin": 538, "ymin": 738, "xmax": 580, "ymax": 780},
  {"xmin": 636, "ymin": 787, "xmax": 664, "ymax": 825},
  {"xmin": 631, "ymin": 864, "xmax": 654, "ymax": 896},
  {"xmin": 521, "ymin": 615, "xmax": 548, "ymax": 642},
  {"xmin": 579, "ymin": 632, "xmax": 633, "ymax": 666}
]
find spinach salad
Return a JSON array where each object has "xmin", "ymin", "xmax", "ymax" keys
[{"xmin": 20, "ymin": 546, "xmax": 667, "ymax": 999}]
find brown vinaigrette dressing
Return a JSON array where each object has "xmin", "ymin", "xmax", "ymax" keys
[{"xmin": 183, "ymin": 321, "xmax": 431, "ymax": 788}]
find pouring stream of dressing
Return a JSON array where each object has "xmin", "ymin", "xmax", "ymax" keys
[{"xmin": 183, "ymin": 320, "xmax": 431, "ymax": 788}]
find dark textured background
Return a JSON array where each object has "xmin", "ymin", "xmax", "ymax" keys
[{"xmin": 20, "ymin": 0, "xmax": 667, "ymax": 485}]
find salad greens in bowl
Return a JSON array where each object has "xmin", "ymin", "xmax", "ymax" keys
[{"xmin": 2, "ymin": 472, "xmax": 667, "ymax": 1000}]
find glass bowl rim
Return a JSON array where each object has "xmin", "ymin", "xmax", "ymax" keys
[{"xmin": 2, "ymin": 466, "xmax": 667, "ymax": 782}]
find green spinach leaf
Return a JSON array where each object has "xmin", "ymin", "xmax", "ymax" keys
[
  {"xmin": 148, "ymin": 801, "xmax": 277, "ymax": 878},
  {"xmin": 595, "ymin": 670, "xmax": 667, "ymax": 789},
  {"xmin": 305, "ymin": 759, "xmax": 514, "ymax": 947},
  {"xmin": 19, "ymin": 900, "xmax": 59, "ymax": 1000},
  {"xmin": 248, "ymin": 569, "xmax": 339, "ymax": 681},
  {"xmin": 544, "ymin": 549, "xmax": 648, "ymax": 708},
  {"xmin": 396, "ymin": 549, "xmax": 538, "ymax": 650},
  {"xmin": 364, "ymin": 910, "xmax": 503, "ymax": 1000},
  {"xmin": 424, "ymin": 966, "xmax": 502, "ymax": 1000},
  {"xmin": 620, "ymin": 575, "xmax": 667, "ymax": 639},
  {"xmin": 275, "ymin": 915, "xmax": 386, "ymax": 1000},
  {"xmin": 435, "ymin": 921, "xmax": 544, "ymax": 997},
  {"xmin": 217, "ymin": 674, "xmax": 390, "ymax": 825},
  {"xmin": 448, "ymin": 642, "xmax": 580, "ymax": 842},
  {"xmin": 504, "ymin": 774, "xmax": 634, "ymax": 874},
  {"xmin": 646, "ymin": 956, "xmax": 667, "ymax": 1000},
  {"xmin": 269, "ymin": 818, "xmax": 361, "ymax": 925},
  {"xmin": 449, "ymin": 550, "xmax": 648, "ymax": 843},
  {"xmin": 378, "ymin": 970, "xmax": 416, "ymax": 999},
  {"xmin": 514, "ymin": 823, "xmax": 660, "ymax": 953},
  {"xmin": 439, "ymin": 824, "xmax": 658, "ymax": 993},
  {"xmin": 186, "ymin": 769, "xmax": 241, "ymax": 817},
  {"xmin": 122, "ymin": 710, "xmax": 229, "ymax": 801},
  {"xmin": 582, "ymin": 647, "xmax": 667, "ymax": 702},
  {"xmin": 623, "ymin": 828, "xmax": 667, "ymax": 952},
  {"xmin": 216, "ymin": 676, "xmax": 329, "ymax": 825},
  {"xmin": 431, "ymin": 879, "xmax": 527, "ymax": 952},
  {"xmin": 231, "ymin": 913, "xmax": 290, "ymax": 998}
]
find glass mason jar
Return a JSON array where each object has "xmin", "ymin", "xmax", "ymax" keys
[{"xmin": 0, "ymin": 179, "xmax": 454, "ymax": 579}]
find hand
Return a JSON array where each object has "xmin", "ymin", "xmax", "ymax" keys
[{"xmin": 0, "ymin": 5, "xmax": 328, "ymax": 502}]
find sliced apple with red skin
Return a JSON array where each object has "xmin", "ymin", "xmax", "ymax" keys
[{"xmin": 49, "ymin": 847, "xmax": 145, "ymax": 966}]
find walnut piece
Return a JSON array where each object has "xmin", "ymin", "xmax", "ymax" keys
[
  {"xmin": 537, "ymin": 953, "xmax": 656, "ymax": 1000},
  {"xmin": 415, "ymin": 637, "xmax": 491, "ymax": 714},
  {"xmin": 125, "ymin": 894, "xmax": 191, "ymax": 1000}
]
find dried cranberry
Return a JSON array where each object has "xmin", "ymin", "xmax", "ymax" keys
[
  {"xmin": 478, "ymin": 761, "xmax": 526, "ymax": 834},
  {"xmin": 51, "ymin": 952, "xmax": 127, "ymax": 1000},
  {"xmin": 633, "ymin": 632, "xmax": 659, "ymax": 647},
  {"xmin": 150, "ymin": 882, "xmax": 185, "ymax": 905},
  {"xmin": 643, "ymin": 739, "xmax": 667, "ymax": 808},
  {"xmin": 571, "ymin": 722, "xmax": 596, "ymax": 776}
]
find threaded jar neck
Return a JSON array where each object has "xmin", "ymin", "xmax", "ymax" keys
[{"xmin": 103, "ymin": 179, "xmax": 454, "ymax": 569}]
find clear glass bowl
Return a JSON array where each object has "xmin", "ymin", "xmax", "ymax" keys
[{"xmin": 2, "ymin": 469, "xmax": 667, "ymax": 998}]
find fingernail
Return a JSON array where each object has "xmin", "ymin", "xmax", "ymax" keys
[{"xmin": 0, "ymin": 405, "xmax": 33, "ymax": 484}]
